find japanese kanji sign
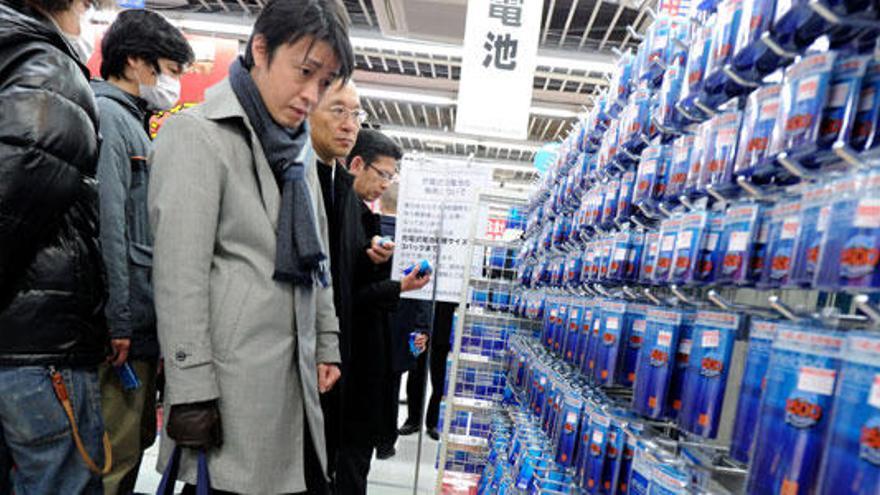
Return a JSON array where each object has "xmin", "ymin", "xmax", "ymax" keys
[
  {"xmin": 455, "ymin": 0, "xmax": 542, "ymax": 140},
  {"xmin": 392, "ymin": 157, "xmax": 493, "ymax": 303}
]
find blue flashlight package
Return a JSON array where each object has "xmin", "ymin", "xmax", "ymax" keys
[
  {"xmin": 566, "ymin": 253, "xmax": 584, "ymax": 288},
  {"xmin": 789, "ymin": 182, "xmax": 833, "ymax": 288},
  {"xmin": 730, "ymin": 318, "xmax": 780, "ymax": 463},
  {"xmin": 594, "ymin": 183, "xmax": 609, "ymax": 229},
  {"xmin": 684, "ymin": 20, "xmax": 715, "ymax": 95},
  {"xmin": 609, "ymin": 231, "xmax": 632, "ymax": 282},
  {"xmin": 619, "ymin": 304, "xmax": 649, "ymax": 388},
  {"xmin": 851, "ymin": 59, "xmax": 880, "ymax": 153},
  {"xmin": 654, "ymin": 217, "xmax": 681, "ymax": 284},
  {"xmin": 685, "ymin": 122, "xmax": 713, "ymax": 197},
  {"xmin": 762, "ymin": 199, "xmax": 802, "ymax": 288},
  {"xmin": 814, "ymin": 54, "xmax": 870, "ymax": 157},
  {"xmin": 667, "ymin": 311, "xmax": 695, "ymax": 420},
  {"xmin": 671, "ymin": 211, "xmax": 710, "ymax": 284},
  {"xmin": 616, "ymin": 425, "xmax": 638, "ymax": 494},
  {"xmin": 734, "ymin": 0, "xmax": 777, "ymax": 57},
  {"xmin": 633, "ymin": 142, "xmax": 671, "ymax": 217},
  {"xmin": 576, "ymin": 304, "xmax": 596, "ymax": 373},
  {"xmin": 649, "ymin": 462, "xmax": 691, "ymax": 495},
  {"xmin": 616, "ymin": 171, "xmax": 638, "ymax": 225},
  {"xmin": 622, "ymin": 87, "xmax": 655, "ymax": 153},
  {"xmin": 626, "ymin": 230, "xmax": 646, "ymax": 282},
  {"xmin": 816, "ymin": 332, "xmax": 880, "ymax": 495},
  {"xmin": 564, "ymin": 304, "xmax": 586, "ymax": 364},
  {"xmin": 628, "ymin": 441, "xmax": 655, "ymax": 495},
  {"xmin": 585, "ymin": 305, "xmax": 606, "ymax": 382},
  {"xmin": 779, "ymin": 52, "xmax": 837, "ymax": 156},
  {"xmin": 600, "ymin": 414, "xmax": 627, "ymax": 495},
  {"xmin": 717, "ymin": 202, "xmax": 765, "ymax": 285},
  {"xmin": 597, "ymin": 237, "xmax": 615, "ymax": 282},
  {"xmin": 633, "ymin": 308, "xmax": 684, "ymax": 419},
  {"xmin": 543, "ymin": 301, "xmax": 558, "ymax": 350},
  {"xmin": 584, "ymin": 408, "xmax": 611, "ymax": 494},
  {"xmin": 640, "ymin": 232, "xmax": 663, "ymax": 284},
  {"xmin": 556, "ymin": 396, "xmax": 583, "ymax": 467},
  {"xmin": 695, "ymin": 211, "xmax": 725, "ymax": 285},
  {"xmin": 746, "ymin": 325, "xmax": 845, "ymax": 495},
  {"xmin": 678, "ymin": 310, "xmax": 742, "ymax": 438},
  {"xmin": 114, "ymin": 362, "xmax": 141, "ymax": 391},
  {"xmin": 665, "ymin": 135, "xmax": 696, "ymax": 203},
  {"xmin": 699, "ymin": 110, "xmax": 742, "ymax": 194},
  {"xmin": 609, "ymin": 52, "xmax": 636, "ymax": 118},
  {"xmin": 582, "ymin": 243, "xmax": 596, "ymax": 284},
  {"xmin": 814, "ymin": 171, "xmax": 880, "ymax": 290},
  {"xmin": 656, "ymin": 59, "xmax": 687, "ymax": 133},
  {"xmin": 706, "ymin": 0, "xmax": 745, "ymax": 75},
  {"xmin": 596, "ymin": 300, "xmax": 628, "ymax": 387},
  {"xmin": 602, "ymin": 177, "xmax": 622, "ymax": 231},
  {"xmin": 734, "ymin": 83, "xmax": 783, "ymax": 181},
  {"xmin": 554, "ymin": 303, "xmax": 571, "ymax": 356},
  {"xmin": 575, "ymin": 402, "xmax": 594, "ymax": 487}
]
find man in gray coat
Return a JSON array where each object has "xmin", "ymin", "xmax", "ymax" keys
[
  {"xmin": 147, "ymin": 0, "xmax": 353, "ymax": 492},
  {"xmin": 91, "ymin": 10, "xmax": 193, "ymax": 494}
]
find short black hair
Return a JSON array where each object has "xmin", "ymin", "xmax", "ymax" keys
[
  {"xmin": 243, "ymin": 0, "xmax": 354, "ymax": 82},
  {"xmin": 17, "ymin": 0, "xmax": 112, "ymax": 14},
  {"xmin": 99, "ymin": 10, "xmax": 194, "ymax": 80},
  {"xmin": 348, "ymin": 129, "xmax": 403, "ymax": 167}
]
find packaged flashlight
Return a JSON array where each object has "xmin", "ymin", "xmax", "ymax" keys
[
  {"xmin": 851, "ymin": 58, "xmax": 880, "ymax": 153},
  {"xmin": 654, "ymin": 217, "xmax": 682, "ymax": 284},
  {"xmin": 699, "ymin": 109, "xmax": 743, "ymax": 194},
  {"xmin": 762, "ymin": 199, "xmax": 802, "ymax": 288},
  {"xmin": 734, "ymin": 83, "xmax": 783, "ymax": 180},
  {"xmin": 717, "ymin": 202, "xmax": 765, "ymax": 285},
  {"xmin": 779, "ymin": 52, "xmax": 837, "ymax": 155},
  {"xmin": 633, "ymin": 308, "xmax": 684, "ymax": 419},
  {"xmin": 789, "ymin": 182, "xmax": 833, "ymax": 288},
  {"xmin": 640, "ymin": 232, "xmax": 663, "ymax": 284},
  {"xmin": 695, "ymin": 211, "xmax": 725, "ymax": 284},
  {"xmin": 596, "ymin": 300, "xmax": 628, "ymax": 387},
  {"xmin": 671, "ymin": 211, "xmax": 710, "ymax": 284},
  {"xmin": 619, "ymin": 304, "xmax": 649, "ymax": 388},
  {"xmin": 668, "ymin": 311, "xmax": 696, "ymax": 420}
]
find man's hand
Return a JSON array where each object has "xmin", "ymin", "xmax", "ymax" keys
[
  {"xmin": 400, "ymin": 269, "xmax": 431, "ymax": 292},
  {"xmin": 366, "ymin": 236, "xmax": 394, "ymax": 264},
  {"xmin": 318, "ymin": 363, "xmax": 341, "ymax": 393},
  {"xmin": 109, "ymin": 338, "xmax": 131, "ymax": 367},
  {"xmin": 167, "ymin": 400, "xmax": 223, "ymax": 450},
  {"xmin": 414, "ymin": 333, "xmax": 429, "ymax": 352}
]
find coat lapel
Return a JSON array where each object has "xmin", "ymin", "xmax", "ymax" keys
[{"xmin": 200, "ymin": 80, "xmax": 280, "ymax": 231}]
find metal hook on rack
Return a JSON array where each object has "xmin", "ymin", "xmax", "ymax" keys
[
  {"xmin": 736, "ymin": 176, "xmax": 769, "ymax": 201},
  {"xmin": 704, "ymin": 184, "xmax": 731, "ymax": 208},
  {"xmin": 637, "ymin": 203, "xmax": 659, "ymax": 220},
  {"xmin": 768, "ymin": 295, "xmax": 802, "ymax": 322},
  {"xmin": 631, "ymin": 216, "xmax": 651, "ymax": 230},
  {"xmin": 643, "ymin": 288, "xmax": 663, "ymax": 306},
  {"xmin": 621, "ymin": 285, "xmax": 641, "ymax": 301},
  {"xmin": 776, "ymin": 152, "xmax": 820, "ymax": 181},
  {"xmin": 592, "ymin": 284, "xmax": 613, "ymax": 298},
  {"xmin": 611, "ymin": 46, "xmax": 624, "ymax": 57},
  {"xmin": 722, "ymin": 65, "xmax": 761, "ymax": 89},
  {"xmin": 759, "ymin": 32, "xmax": 798, "ymax": 60},
  {"xmin": 626, "ymin": 25, "xmax": 645, "ymax": 42},
  {"xmin": 831, "ymin": 141, "xmax": 867, "ymax": 170},
  {"xmin": 694, "ymin": 99, "xmax": 718, "ymax": 119},
  {"xmin": 678, "ymin": 195, "xmax": 696, "ymax": 212},
  {"xmin": 657, "ymin": 202, "xmax": 676, "ymax": 218},
  {"xmin": 670, "ymin": 285, "xmax": 697, "ymax": 306},
  {"xmin": 855, "ymin": 295, "xmax": 880, "ymax": 328}
]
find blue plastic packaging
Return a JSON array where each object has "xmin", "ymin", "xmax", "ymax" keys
[
  {"xmin": 814, "ymin": 171, "xmax": 880, "ymax": 290},
  {"xmin": 602, "ymin": 178, "xmax": 623, "ymax": 231},
  {"xmin": 816, "ymin": 333, "xmax": 880, "ymax": 495},
  {"xmin": 851, "ymin": 59, "xmax": 880, "ymax": 153},
  {"xmin": 596, "ymin": 300, "xmax": 628, "ymax": 386},
  {"xmin": 746, "ymin": 325, "xmax": 845, "ymax": 495},
  {"xmin": 626, "ymin": 230, "xmax": 646, "ymax": 282},
  {"xmin": 779, "ymin": 52, "xmax": 837, "ymax": 156},
  {"xmin": 597, "ymin": 237, "xmax": 615, "ymax": 282},
  {"xmin": 576, "ymin": 304, "xmax": 596, "ymax": 374},
  {"xmin": 628, "ymin": 441, "xmax": 655, "ymax": 495},
  {"xmin": 585, "ymin": 304, "xmax": 605, "ymax": 381},
  {"xmin": 734, "ymin": 84, "xmax": 783, "ymax": 181},
  {"xmin": 556, "ymin": 396, "xmax": 583, "ymax": 467},
  {"xmin": 717, "ymin": 202, "xmax": 765, "ymax": 285},
  {"xmin": 671, "ymin": 211, "xmax": 710, "ymax": 284},
  {"xmin": 684, "ymin": 20, "xmax": 715, "ymax": 96},
  {"xmin": 640, "ymin": 232, "xmax": 662, "ymax": 284},
  {"xmin": 789, "ymin": 183, "xmax": 833, "ymax": 288},
  {"xmin": 665, "ymin": 135, "xmax": 696, "ymax": 203},
  {"xmin": 564, "ymin": 304, "xmax": 585, "ymax": 364},
  {"xmin": 707, "ymin": 0, "xmax": 745, "ymax": 75},
  {"xmin": 695, "ymin": 212, "xmax": 725, "ymax": 284},
  {"xmin": 618, "ymin": 304, "xmax": 649, "ymax": 388},
  {"xmin": 633, "ymin": 308, "xmax": 684, "ymax": 419},
  {"xmin": 404, "ymin": 259, "xmax": 433, "ymax": 278},
  {"xmin": 115, "ymin": 362, "xmax": 141, "ymax": 391},
  {"xmin": 730, "ymin": 318, "xmax": 780, "ymax": 463},
  {"xmin": 609, "ymin": 52, "xmax": 636, "ymax": 118},
  {"xmin": 634, "ymin": 142, "xmax": 671, "ymax": 217},
  {"xmin": 649, "ymin": 462, "xmax": 690, "ymax": 494},
  {"xmin": 678, "ymin": 310, "xmax": 742, "ymax": 438},
  {"xmin": 656, "ymin": 59, "xmax": 687, "ymax": 133},
  {"xmin": 654, "ymin": 217, "xmax": 681, "ymax": 284},
  {"xmin": 584, "ymin": 408, "xmax": 611, "ymax": 494},
  {"xmin": 762, "ymin": 199, "xmax": 802, "ymax": 288},
  {"xmin": 608, "ymin": 231, "xmax": 632, "ymax": 282},
  {"xmin": 699, "ymin": 110, "xmax": 742, "ymax": 193},
  {"xmin": 815, "ymin": 54, "xmax": 870, "ymax": 155},
  {"xmin": 667, "ymin": 311, "xmax": 695, "ymax": 420},
  {"xmin": 685, "ymin": 122, "xmax": 713, "ymax": 197},
  {"xmin": 601, "ymin": 415, "xmax": 627, "ymax": 494}
]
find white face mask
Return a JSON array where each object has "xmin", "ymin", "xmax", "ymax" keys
[{"xmin": 140, "ymin": 73, "xmax": 181, "ymax": 111}]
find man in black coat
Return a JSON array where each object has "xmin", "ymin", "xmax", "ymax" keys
[
  {"xmin": 335, "ymin": 130, "xmax": 431, "ymax": 495},
  {"xmin": 0, "ymin": 0, "xmax": 110, "ymax": 492}
]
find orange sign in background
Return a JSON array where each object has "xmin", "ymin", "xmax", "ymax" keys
[{"xmin": 85, "ymin": 29, "xmax": 240, "ymax": 137}]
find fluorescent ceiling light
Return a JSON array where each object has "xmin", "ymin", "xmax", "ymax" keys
[
  {"xmin": 529, "ymin": 106, "xmax": 579, "ymax": 118},
  {"xmin": 358, "ymin": 87, "xmax": 456, "ymax": 106},
  {"xmin": 382, "ymin": 129, "xmax": 541, "ymax": 153}
]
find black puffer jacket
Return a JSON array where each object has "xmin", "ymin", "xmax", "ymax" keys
[{"xmin": 0, "ymin": 0, "xmax": 108, "ymax": 366}]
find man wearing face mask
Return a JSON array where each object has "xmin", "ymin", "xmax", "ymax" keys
[
  {"xmin": 90, "ymin": 9, "xmax": 193, "ymax": 495},
  {"xmin": 0, "ymin": 0, "xmax": 111, "ymax": 492}
]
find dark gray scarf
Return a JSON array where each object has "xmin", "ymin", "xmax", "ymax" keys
[{"xmin": 228, "ymin": 57, "xmax": 329, "ymax": 287}]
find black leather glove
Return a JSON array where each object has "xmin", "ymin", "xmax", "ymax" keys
[{"xmin": 167, "ymin": 400, "xmax": 223, "ymax": 450}]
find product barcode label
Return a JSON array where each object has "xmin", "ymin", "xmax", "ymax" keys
[
  {"xmin": 706, "ymin": 233, "xmax": 720, "ymax": 250},
  {"xmin": 854, "ymin": 198, "xmax": 880, "ymax": 228},
  {"xmin": 607, "ymin": 317, "xmax": 620, "ymax": 330},
  {"xmin": 870, "ymin": 375, "xmax": 880, "ymax": 409},
  {"xmin": 592, "ymin": 430, "xmax": 604, "ymax": 444},
  {"xmin": 657, "ymin": 330, "xmax": 673, "ymax": 347},
  {"xmin": 634, "ymin": 319, "xmax": 647, "ymax": 332},
  {"xmin": 828, "ymin": 82, "xmax": 850, "ymax": 108},
  {"xmin": 781, "ymin": 218, "xmax": 800, "ymax": 240},
  {"xmin": 761, "ymin": 101, "xmax": 780, "ymax": 120},
  {"xmin": 728, "ymin": 231, "xmax": 751, "ymax": 251},
  {"xmin": 702, "ymin": 330, "xmax": 720, "ymax": 348},
  {"xmin": 797, "ymin": 366, "xmax": 837, "ymax": 396},
  {"xmin": 567, "ymin": 411, "xmax": 579, "ymax": 424},
  {"xmin": 678, "ymin": 231, "xmax": 694, "ymax": 246},
  {"xmin": 679, "ymin": 339, "xmax": 693, "ymax": 355},
  {"xmin": 662, "ymin": 234, "xmax": 677, "ymax": 251},
  {"xmin": 797, "ymin": 75, "xmax": 820, "ymax": 103},
  {"xmin": 614, "ymin": 247, "xmax": 628, "ymax": 260}
]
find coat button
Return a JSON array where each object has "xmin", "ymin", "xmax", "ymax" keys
[{"xmin": 175, "ymin": 350, "xmax": 187, "ymax": 362}]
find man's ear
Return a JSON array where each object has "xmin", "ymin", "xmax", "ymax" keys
[
  {"xmin": 349, "ymin": 155, "xmax": 365, "ymax": 173},
  {"xmin": 250, "ymin": 34, "xmax": 269, "ymax": 69}
]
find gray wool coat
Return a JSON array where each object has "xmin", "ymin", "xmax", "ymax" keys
[{"xmin": 148, "ymin": 79, "xmax": 341, "ymax": 494}]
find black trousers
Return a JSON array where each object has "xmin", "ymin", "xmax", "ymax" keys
[
  {"xmin": 335, "ymin": 443, "xmax": 373, "ymax": 495},
  {"xmin": 402, "ymin": 302, "xmax": 456, "ymax": 429}
]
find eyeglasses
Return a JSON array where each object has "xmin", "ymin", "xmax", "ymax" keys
[
  {"xmin": 366, "ymin": 163, "xmax": 400, "ymax": 183},
  {"xmin": 327, "ymin": 105, "xmax": 368, "ymax": 124}
]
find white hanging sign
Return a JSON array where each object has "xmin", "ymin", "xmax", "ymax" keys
[{"xmin": 455, "ymin": 0, "xmax": 542, "ymax": 140}]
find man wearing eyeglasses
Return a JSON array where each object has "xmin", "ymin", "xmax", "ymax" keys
[
  {"xmin": 309, "ymin": 81, "xmax": 398, "ymax": 487},
  {"xmin": 335, "ymin": 129, "xmax": 431, "ymax": 494}
]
